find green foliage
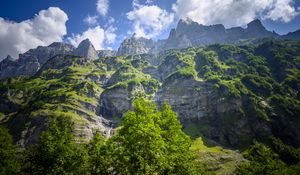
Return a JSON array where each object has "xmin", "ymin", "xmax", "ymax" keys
[
  {"xmin": 236, "ymin": 142, "xmax": 300, "ymax": 175},
  {"xmin": 235, "ymin": 142, "xmax": 286, "ymax": 175},
  {"xmin": 87, "ymin": 133, "xmax": 111, "ymax": 175},
  {"xmin": 109, "ymin": 98, "xmax": 196, "ymax": 174},
  {"xmin": 269, "ymin": 94, "xmax": 300, "ymax": 118},
  {"xmin": 270, "ymin": 137, "xmax": 300, "ymax": 164},
  {"xmin": 0, "ymin": 127, "xmax": 19, "ymax": 175},
  {"xmin": 21, "ymin": 117, "xmax": 89, "ymax": 175}
]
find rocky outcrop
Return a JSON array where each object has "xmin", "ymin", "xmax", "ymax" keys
[
  {"xmin": 246, "ymin": 19, "xmax": 277, "ymax": 38},
  {"xmin": 0, "ymin": 39, "xmax": 99, "ymax": 79},
  {"xmin": 117, "ymin": 34, "xmax": 155, "ymax": 56},
  {"xmin": 0, "ymin": 42, "xmax": 75, "ymax": 79},
  {"xmin": 156, "ymin": 75, "xmax": 242, "ymax": 120},
  {"xmin": 163, "ymin": 19, "xmax": 278, "ymax": 50},
  {"xmin": 282, "ymin": 29, "xmax": 300, "ymax": 40},
  {"xmin": 98, "ymin": 50, "xmax": 117, "ymax": 57},
  {"xmin": 72, "ymin": 39, "xmax": 99, "ymax": 60},
  {"xmin": 100, "ymin": 86, "xmax": 132, "ymax": 120}
]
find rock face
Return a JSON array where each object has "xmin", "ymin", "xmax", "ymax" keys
[
  {"xmin": 98, "ymin": 50, "xmax": 117, "ymax": 57},
  {"xmin": 245, "ymin": 19, "xmax": 277, "ymax": 38},
  {"xmin": 100, "ymin": 86, "xmax": 132, "ymax": 120},
  {"xmin": 0, "ymin": 39, "xmax": 101, "ymax": 79},
  {"xmin": 72, "ymin": 39, "xmax": 99, "ymax": 60},
  {"xmin": 282, "ymin": 29, "xmax": 300, "ymax": 40},
  {"xmin": 163, "ymin": 19, "xmax": 278, "ymax": 50},
  {"xmin": 115, "ymin": 19, "xmax": 280, "ymax": 56},
  {"xmin": 156, "ymin": 76, "xmax": 242, "ymax": 120},
  {"xmin": 0, "ymin": 42, "xmax": 75, "ymax": 79},
  {"xmin": 117, "ymin": 34, "xmax": 155, "ymax": 56}
]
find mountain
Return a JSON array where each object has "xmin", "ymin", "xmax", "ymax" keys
[
  {"xmin": 163, "ymin": 19, "xmax": 278, "ymax": 50},
  {"xmin": 0, "ymin": 42, "xmax": 74, "ymax": 79},
  {"xmin": 1, "ymin": 19, "xmax": 299, "ymax": 80},
  {"xmin": 116, "ymin": 33, "xmax": 156, "ymax": 56},
  {"xmin": 98, "ymin": 50, "xmax": 116, "ymax": 57},
  {"xmin": 116, "ymin": 19, "xmax": 284, "ymax": 55},
  {"xmin": 0, "ymin": 19, "xmax": 300, "ymax": 173},
  {"xmin": 72, "ymin": 39, "xmax": 99, "ymax": 60},
  {"xmin": 0, "ymin": 39, "xmax": 100, "ymax": 80},
  {"xmin": 1, "ymin": 39, "xmax": 299, "ymax": 149},
  {"xmin": 282, "ymin": 29, "xmax": 300, "ymax": 40}
]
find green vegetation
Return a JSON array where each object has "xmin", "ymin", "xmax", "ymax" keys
[
  {"xmin": 109, "ymin": 98, "xmax": 197, "ymax": 174},
  {"xmin": 236, "ymin": 142, "xmax": 300, "ymax": 175},
  {"xmin": 0, "ymin": 40, "xmax": 300, "ymax": 174},
  {"xmin": 0, "ymin": 127, "xmax": 19, "ymax": 175},
  {"xmin": 21, "ymin": 117, "xmax": 89, "ymax": 174},
  {"xmin": 0, "ymin": 99, "xmax": 205, "ymax": 174},
  {"xmin": 191, "ymin": 137, "xmax": 246, "ymax": 175}
]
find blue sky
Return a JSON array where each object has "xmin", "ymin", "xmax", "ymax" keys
[{"xmin": 0, "ymin": 0, "xmax": 300, "ymax": 59}]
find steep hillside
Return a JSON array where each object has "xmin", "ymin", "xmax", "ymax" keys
[{"xmin": 0, "ymin": 39, "xmax": 299, "ymax": 151}]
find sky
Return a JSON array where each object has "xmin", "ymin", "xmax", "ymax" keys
[{"xmin": 0, "ymin": 0, "xmax": 300, "ymax": 59}]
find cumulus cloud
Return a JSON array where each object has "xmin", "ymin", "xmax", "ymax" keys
[
  {"xmin": 97, "ymin": 0, "xmax": 109, "ymax": 17},
  {"xmin": 127, "ymin": 0, "xmax": 174, "ymax": 38},
  {"xmin": 77, "ymin": 0, "xmax": 116, "ymax": 49},
  {"xmin": 0, "ymin": 7, "xmax": 68, "ymax": 59},
  {"xmin": 172, "ymin": 0, "xmax": 300, "ymax": 27},
  {"xmin": 68, "ymin": 25, "xmax": 116, "ymax": 50},
  {"xmin": 83, "ymin": 15, "xmax": 98, "ymax": 26},
  {"xmin": 105, "ymin": 26, "xmax": 117, "ymax": 44}
]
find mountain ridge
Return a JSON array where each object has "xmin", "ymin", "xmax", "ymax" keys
[{"xmin": 2, "ymin": 19, "xmax": 299, "ymax": 80}]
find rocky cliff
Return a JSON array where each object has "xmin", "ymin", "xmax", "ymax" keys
[
  {"xmin": 163, "ymin": 19, "xmax": 278, "ymax": 50},
  {"xmin": 116, "ymin": 34, "xmax": 156, "ymax": 56},
  {"xmin": 0, "ymin": 39, "xmax": 100, "ymax": 79},
  {"xmin": 0, "ymin": 42, "xmax": 74, "ymax": 79},
  {"xmin": 72, "ymin": 39, "xmax": 99, "ymax": 60}
]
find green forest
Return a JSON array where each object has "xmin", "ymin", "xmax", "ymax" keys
[{"xmin": 1, "ymin": 98, "xmax": 300, "ymax": 174}]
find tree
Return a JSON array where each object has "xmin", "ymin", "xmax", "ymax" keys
[
  {"xmin": 235, "ymin": 142, "xmax": 286, "ymax": 175},
  {"xmin": 160, "ymin": 103, "xmax": 196, "ymax": 174},
  {"xmin": 22, "ymin": 117, "xmax": 89, "ymax": 175},
  {"xmin": 0, "ymin": 127, "xmax": 19, "ymax": 175},
  {"xmin": 109, "ymin": 98, "xmax": 196, "ymax": 174},
  {"xmin": 87, "ymin": 133, "xmax": 111, "ymax": 175}
]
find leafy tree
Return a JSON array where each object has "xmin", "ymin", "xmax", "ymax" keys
[
  {"xmin": 21, "ymin": 117, "xmax": 89, "ymax": 175},
  {"xmin": 87, "ymin": 133, "xmax": 110, "ymax": 175},
  {"xmin": 159, "ymin": 103, "xmax": 196, "ymax": 174},
  {"xmin": 235, "ymin": 142, "xmax": 286, "ymax": 175},
  {"xmin": 109, "ymin": 98, "xmax": 196, "ymax": 175},
  {"xmin": 0, "ymin": 127, "xmax": 19, "ymax": 175}
]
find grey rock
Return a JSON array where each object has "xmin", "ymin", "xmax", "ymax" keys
[
  {"xmin": 281, "ymin": 29, "xmax": 300, "ymax": 40},
  {"xmin": 163, "ymin": 19, "xmax": 278, "ymax": 50},
  {"xmin": 72, "ymin": 39, "xmax": 99, "ymax": 60},
  {"xmin": 98, "ymin": 50, "xmax": 117, "ymax": 57},
  {"xmin": 117, "ymin": 34, "xmax": 155, "ymax": 56},
  {"xmin": 0, "ymin": 42, "xmax": 75, "ymax": 79}
]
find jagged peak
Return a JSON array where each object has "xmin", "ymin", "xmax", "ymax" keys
[
  {"xmin": 77, "ymin": 38, "xmax": 95, "ymax": 49},
  {"xmin": 178, "ymin": 18, "xmax": 195, "ymax": 25},
  {"xmin": 5, "ymin": 55, "xmax": 15, "ymax": 61},
  {"xmin": 48, "ymin": 42, "xmax": 74, "ymax": 49},
  {"xmin": 247, "ymin": 19, "xmax": 265, "ymax": 30}
]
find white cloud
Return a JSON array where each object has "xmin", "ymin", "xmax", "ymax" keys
[
  {"xmin": 172, "ymin": 0, "xmax": 300, "ymax": 28},
  {"xmin": 105, "ymin": 26, "xmax": 117, "ymax": 44},
  {"xmin": 265, "ymin": 0, "xmax": 299, "ymax": 22},
  {"xmin": 97, "ymin": 0, "xmax": 109, "ymax": 17},
  {"xmin": 127, "ymin": 1, "xmax": 174, "ymax": 38},
  {"xmin": 68, "ymin": 25, "xmax": 116, "ymax": 50},
  {"xmin": 83, "ymin": 15, "xmax": 98, "ymax": 26},
  {"xmin": 0, "ymin": 7, "xmax": 68, "ymax": 59}
]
